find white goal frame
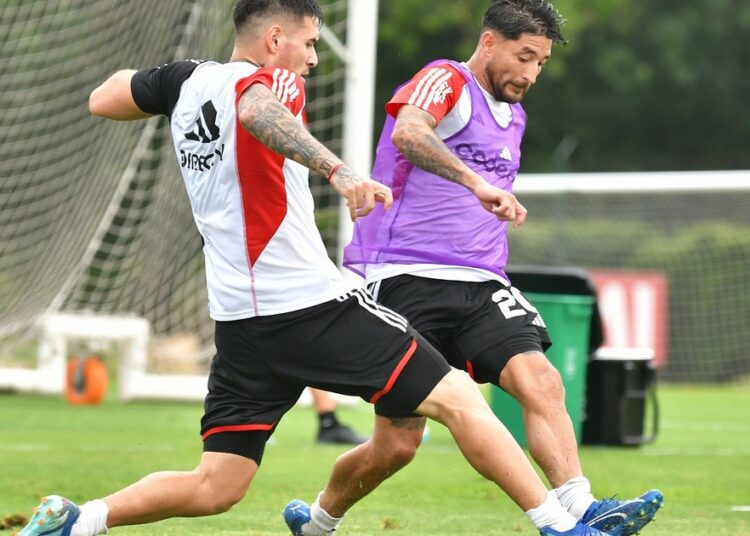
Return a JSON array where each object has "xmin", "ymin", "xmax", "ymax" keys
[
  {"xmin": 514, "ymin": 170, "xmax": 749, "ymax": 194},
  {"xmin": 0, "ymin": 0, "xmax": 378, "ymax": 403}
]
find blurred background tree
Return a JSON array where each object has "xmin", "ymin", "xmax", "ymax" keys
[{"xmin": 376, "ymin": 0, "xmax": 750, "ymax": 172}]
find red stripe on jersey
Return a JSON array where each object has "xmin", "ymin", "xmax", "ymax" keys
[
  {"xmin": 201, "ymin": 423, "xmax": 275, "ymax": 441},
  {"xmin": 234, "ymin": 69, "xmax": 306, "ymax": 271},
  {"xmin": 385, "ymin": 62, "xmax": 465, "ymax": 123},
  {"xmin": 370, "ymin": 338, "xmax": 418, "ymax": 404},
  {"xmin": 234, "ymin": 116, "xmax": 286, "ymax": 267}
]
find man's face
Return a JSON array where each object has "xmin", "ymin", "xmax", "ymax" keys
[
  {"xmin": 484, "ymin": 32, "xmax": 552, "ymax": 103},
  {"xmin": 274, "ymin": 15, "xmax": 320, "ymax": 77}
]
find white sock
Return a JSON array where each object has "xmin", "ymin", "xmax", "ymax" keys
[
  {"xmin": 526, "ymin": 490, "xmax": 577, "ymax": 532},
  {"xmin": 555, "ymin": 476, "xmax": 597, "ymax": 520},
  {"xmin": 71, "ymin": 499, "xmax": 109, "ymax": 536},
  {"xmin": 303, "ymin": 494, "xmax": 343, "ymax": 535}
]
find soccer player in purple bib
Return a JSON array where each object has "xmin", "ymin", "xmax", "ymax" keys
[{"xmin": 335, "ymin": 1, "xmax": 662, "ymax": 535}]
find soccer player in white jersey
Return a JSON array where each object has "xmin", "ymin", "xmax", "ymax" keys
[
  {"xmin": 20, "ymin": 1, "xmax": 610, "ymax": 536},
  {"xmin": 334, "ymin": 1, "xmax": 664, "ymax": 536}
]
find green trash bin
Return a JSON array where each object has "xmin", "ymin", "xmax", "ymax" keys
[{"xmin": 490, "ymin": 268, "xmax": 598, "ymax": 447}]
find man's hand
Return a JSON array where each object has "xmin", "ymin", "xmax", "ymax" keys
[
  {"xmin": 329, "ymin": 166, "xmax": 393, "ymax": 221},
  {"xmin": 472, "ymin": 180, "xmax": 527, "ymax": 228}
]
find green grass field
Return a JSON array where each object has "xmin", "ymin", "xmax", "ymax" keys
[{"xmin": 1, "ymin": 384, "xmax": 749, "ymax": 535}]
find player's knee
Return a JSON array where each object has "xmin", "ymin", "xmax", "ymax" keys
[
  {"xmin": 370, "ymin": 424, "xmax": 422, "ymax": 469},
  {"xmin": 206, "ymin": 494, "xmax": 242, "ymax": 515},
  {"xmin": 538, "ymin": 363, "xmax": 565, "ymax": 401},
  {"xmin": 201, "ymin": 483, "xmax": 247, "ymax": 515},
  {"xmin": 195, "ymin": 468, "xmax": 251, "ymax": 514},
  {"xmin": 383, "ymin": 437, "xmax": 420, "ymax": 469},
  {"xmin": 518, "ymin": 362, "xmax": 565, "ymax": 407}
]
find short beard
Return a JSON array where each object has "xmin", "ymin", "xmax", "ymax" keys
[{"xmin": 500, "ymin": 91, "xmax": 523, "ymax": 103}]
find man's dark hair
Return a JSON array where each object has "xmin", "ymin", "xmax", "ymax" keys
[
  {"xmin": 483, "ymin": 0, "xmax": 566, "ymax": 45},
  {"xmin": 233, "ymin": 0, "xmax": 323, "ymax": 32}
]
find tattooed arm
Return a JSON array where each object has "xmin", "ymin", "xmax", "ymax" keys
[
  {"xmin": 238, "ymin": 83, "xmax": 392, "ymax": 221},
  {"xmin": 391, "ymin": 105, "xmax": 473, "ymax": 187},
  {"xmin": 391, "ymin": 105, "xmax": 526, "ymax": 227}
]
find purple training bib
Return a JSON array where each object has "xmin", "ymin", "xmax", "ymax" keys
[{"xmin": 344, "ymin": 60, "xmax": 526, "ymax": 280}]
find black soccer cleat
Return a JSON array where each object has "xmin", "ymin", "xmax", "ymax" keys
[{"xmin": 317, "ymin": 424, "xmax": 367, "ymax": 445}]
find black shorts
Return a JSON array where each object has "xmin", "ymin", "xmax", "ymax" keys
[
  {"xmin": 201, "ymin": 288, "xmax": 450, "ymax": 463},
  {"xmin": 369, "ymin": 275, "xmax": 552, "ymax": 385}
]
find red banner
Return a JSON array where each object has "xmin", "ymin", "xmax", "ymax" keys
[{"xmin": 589, "ymin": 270, "xmax": 669, "ymax": 368}]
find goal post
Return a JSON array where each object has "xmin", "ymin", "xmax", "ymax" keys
[
  {"xmin": 338, "ymin": 0, "xmax": 379, "ymax": 267},
  {"xmin": 512, "ymin": 170, "xmax": 750, "ymax": 383},
  {"xmin": 0, "ymin": 0, "xmax": 378, "ymax": 401}
]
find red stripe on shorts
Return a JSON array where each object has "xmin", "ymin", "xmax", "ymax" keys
[
  {"xmin": 464, "ymin": 359, "xmax": 488, "ymax": 384},
  {"xmin": 202, "ymin": 423, "xmax": 275, "ymax": 441},
  {"xmin": 465, "ymin": 359, "xmax": 476, "ymax": 380},
  {"xmin": 370, "ymin": 338, "xmax": 418, "ymax": 404}
]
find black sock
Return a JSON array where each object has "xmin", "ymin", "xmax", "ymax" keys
[{"xmin": 318, "ymin": 411, "xmax": 339, "ymax": 430}]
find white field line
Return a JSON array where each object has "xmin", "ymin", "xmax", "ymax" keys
[
  {"xmin": 641, "ymin": 447, "xmax": 750, "ymax": 457},
  {"xmin": 660, "ymin": 419, "xmax": 750, "ymax": 433}
]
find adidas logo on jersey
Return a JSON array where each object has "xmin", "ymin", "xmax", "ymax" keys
[
  {"xmin": 185, "ymin": 100, "xmax": 220, "ymax": 144},
  {"xmin": 432, "ymin": 80, "xmax": 453, "ymax": 105},
  {"xmin": 271, "ymin": 69, "xmax": 300, "ymax": 105},
  {"xmin": 531, "ymin": 314, "xmax": 547, "ymax": 328},
  {"xmin": 499, "ymin": 146, "xmax": 512, "ymax": 161},
  {"xmin": 408, "ymin": 67, "xmax": 454, "ymax": 109}
]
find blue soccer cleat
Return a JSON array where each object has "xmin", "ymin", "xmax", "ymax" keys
[
  {"xmin": 540, "ymin": 521, "xmax": 611, "ymax": 535},
  {"xmin": 283, "ymin": 499, "xmax": 312, "ymax": 536},
  {"xmin": 16, "ymin": 495, "xmax": 80, "ymax": 536},
  {"xmin": 581, "ymin": 489, "xmax": 664, "ymax": 536}
]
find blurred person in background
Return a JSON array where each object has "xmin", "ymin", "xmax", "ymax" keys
[{"xmin": 310, "ymin": 388, "xmax": 367, "ymax": 445}]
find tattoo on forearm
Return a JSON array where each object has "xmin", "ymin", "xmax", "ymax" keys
[
  {"xmin": 399, "ymin": 127, "xmax": 465, "ymax": 184},
  {"xmin": 395, "ymin": 111, "xmax": 467, "ymax": 185},
  {"xmin": 330, "ymin": 163, "xmax": 359, "ymax": 190},
  {"xmin": 238, "ymin": 85, "xmax": 339, "ymax": 177}
]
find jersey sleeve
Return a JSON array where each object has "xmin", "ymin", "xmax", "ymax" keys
[
  {"xmin": 385, "ymin": 62, "xmax": 466, "ymax": 123},
  {"xmin": 131, "ymin": 59, "xmax": 205, "ymax": 117},
  {"xmin": 235, "ymin": 67, "xmax": 306, "ymax": 117}
]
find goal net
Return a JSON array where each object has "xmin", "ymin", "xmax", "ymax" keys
[
  {"xmin": 513, "ymin": 171, "xmax": 750, "ymax": 383},
  {"xmin": 2, "ymin": 1, "xmax": 746, "ymax": 393},
  {"xmin": 0, "ymin": 0, "xmax": 375, "ymax": 398}
]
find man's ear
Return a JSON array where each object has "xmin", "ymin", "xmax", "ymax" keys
[
  {"xmin": 266, "ymin": 25, "xmax": 283, "ymax": 53},
  {"xmin": 481, "ymin": 30, "xmax": 496, "ymax": 56}
]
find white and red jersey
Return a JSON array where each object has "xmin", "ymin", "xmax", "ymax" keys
[{"xmin": 135, "ymin": 60, "xmax": 353, "ymax": 320}]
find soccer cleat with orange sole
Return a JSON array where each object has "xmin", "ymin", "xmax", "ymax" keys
[{"xmin": 15, "ymin": 496, "xmax": 79, "ymax": 536}]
